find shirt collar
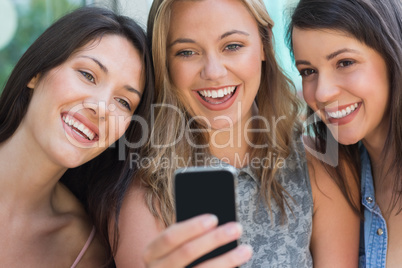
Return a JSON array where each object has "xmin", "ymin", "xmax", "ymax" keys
[{"xmin": 360, "ymin": 144, "xmax": 376, "ymax": 209}]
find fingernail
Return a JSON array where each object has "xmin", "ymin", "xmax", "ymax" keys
[{"xmin": 202, "ymin": 214, "xmax": 218, "ymax": 228}]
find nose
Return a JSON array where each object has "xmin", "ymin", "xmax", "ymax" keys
[
  {"xmin": 200, "ymin": 54, "xmax": 227, "ymax": 81},
  {"xmin": 82, "ymin": 92, "xmax": 112, "ymax": 120},
  {"xmin": 314, "ymin": 72, "xmax": 341, "ymax": 105}
]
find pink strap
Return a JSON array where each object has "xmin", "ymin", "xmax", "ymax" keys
[{"xmin": 70, "ymin": 226, "xmax": 96, "ymax": 268}]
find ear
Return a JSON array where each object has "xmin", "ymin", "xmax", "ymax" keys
[{"xmin": 27, "ymin": 74, "xmax": 41, "ymax": 89}]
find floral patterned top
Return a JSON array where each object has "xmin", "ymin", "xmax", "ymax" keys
[{"xmin": 233, "ymin": 137, "xmax": 313, "ymax": 267}]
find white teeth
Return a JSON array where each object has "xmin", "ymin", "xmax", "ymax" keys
[
  {"xmin": 217, "ymin": 89, "xmax": 224, "ymax": 97},
  {"xmin": 62, "ymin": 115, "xmax": 96, "ymax": 140},
  {"xmin": 198, "ymin": 86, "xmax": 236, "ymax": 99},
  {"xmin": 327, "ymin": 103, "xmax": 359, "ymax": 119}
]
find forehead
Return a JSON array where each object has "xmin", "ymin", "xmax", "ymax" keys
[
  {"xmin": 168, "ymin": 0, "xmax": 258, "ymax": 38},
  {"xmin": 292, "ymin": 28, "xmax": 358, "ymax": 53}
]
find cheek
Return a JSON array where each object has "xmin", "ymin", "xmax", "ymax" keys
[
  {"xmin": 169, "ymin": 60, "xmax": 195, "ymax": 89},
  {"xmin": 236, "ymin": 51, "xmax": 262, "ymax": 75},
  {"xmin": 115, "ymin": 115, "xmax": 132, "ymax": 139},
  {"xmin": 302, "ymin": 84, "xmax": 317, "ymax": 110}
]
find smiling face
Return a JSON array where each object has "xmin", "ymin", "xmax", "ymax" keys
[
  {"xmin": 24, "ymin": 34, "xmax": 144, "ymax": 168},
  {"xmin": 166, "ymin": 0, "xmax": 265, "ymax": 130},
  {"xmin": 292, "ymin": 28, "xmax": 390, "ymax": 145}
]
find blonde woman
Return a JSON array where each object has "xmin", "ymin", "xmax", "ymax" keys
[{"xmin": 112, "ymin": 0, "xmax": 361, "ymax": 267}]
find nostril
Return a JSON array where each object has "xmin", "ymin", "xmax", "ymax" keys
[{"xmin": 82, "ymin": 101, "xmax": 99, "ymax": 116}]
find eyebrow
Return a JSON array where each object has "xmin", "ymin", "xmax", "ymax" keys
[
  {"xmin": 295, "ymin": 48, "xmax": 361, "ymax": 66},
  {"xmin": 326, "ymin": 48, "xmax": 360, "ymax": 60},
  {"xmin": 80, "ymin": 55, "xmax": 142, "ymax": 97},
  {"xmin": 168, "ymin": 30, "xmax": 250, "ymax": 48},
  {"xmin": 125, "ymin": 85, "xmax": 142, "ymax": 98},
  {"xmin": 81, "ymin": 56, "xmax": 108, "ymax": 73},
  {"xmin": 295, "ymin": 60, "xmax": 311, "ymax": 66},
  {"xmin": 220, "ymin": 30, "xmax": 249, "ymax": 39}
]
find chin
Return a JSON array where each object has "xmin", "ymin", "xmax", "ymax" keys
[
  {"xmin": 327, "ymin": 126, "xmax": 361, "ymax": 146},
  {"xmin": 210, "ymin": 120, "xmax": 238, "ymax": 131},
  {"xmin": 334, "ymin": 135, "xmax": 361, "ymax": 146}
]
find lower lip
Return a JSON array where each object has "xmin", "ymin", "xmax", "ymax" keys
[
  {"xmin": 326, "ymin": 103, "xmax": 361, "ymax": 126},
  {"xmin": 61, "ymin": 116, "xmax": 97, "ymax": 144},
  {"xmin": 193, "ymin": 86, "xmax": 240, "ymax": 111}
]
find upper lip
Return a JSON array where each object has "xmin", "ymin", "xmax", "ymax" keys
[
  {"xmin": 193, "ymin": 85, "xmax": 238, "ymax": 92},
  {"xmin": 61, "ymin": 112, "xmax": 100, "ymax": 140}
]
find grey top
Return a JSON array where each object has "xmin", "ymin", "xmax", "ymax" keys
[{"xmin": 233, "ymin": 137, "xmax": 313, "ymax": 267}]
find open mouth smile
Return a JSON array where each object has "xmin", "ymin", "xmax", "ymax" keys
[
  {"xmin": 326, "ymin": 103, "xmax": 359, "ymax": 119},
  {"xmin": 324, "ymin": 102, "xmax": 362, "ymax": 125},
  {"xmin": 62, "ymin": 113, "xmax": 99, "ymax": 142},
  {"xmin": 197, "ymin": 86, "xmax": 237, "ymax": 104}
]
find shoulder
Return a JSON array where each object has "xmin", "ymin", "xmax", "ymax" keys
[
  {"xmin": 112, "ymin": 179, "xmax": 165, "ymax": 267},
  {"xmin": 302, "ymin": 135, "xmax": 360, "ymax": 212},
  {"xmin": 302, "ymin": 136, "xmax": 360, "ymax": 267},
  {"xmin": 54, "ymin": 183, "xmax": 109, "ymax": 267},
  {"xmin": 75, "ymin": 230, "xmax": 108, "ymax": 267}
]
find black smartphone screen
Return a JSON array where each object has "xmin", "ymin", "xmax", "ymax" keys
[{"xmin": 174, "ymin": 167, "xmax": 238, "ymax": 267}]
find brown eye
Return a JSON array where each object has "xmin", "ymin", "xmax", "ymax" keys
[
  {"xmin": 338, "ymin": 60, "xmax": 354, "ymax": 68},
  {"xmin": 115, "ymin": 98, "xmax": 131, "ymax": 111},
  {"xmin": 79, "ymin": 71, "xmax": 95, "ymax": 83},
  {"xmin": 299, "ymin": 68, "xmax": 316, "ymax": 77}
]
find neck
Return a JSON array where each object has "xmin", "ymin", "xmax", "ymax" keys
[
  {"xmin": 362, "ymin": 121, "xmax": 394, "ymax": 191},
  {"xmin": 0, "ymin": 128, "xmax": 67, "ymax": 214},
  {"xmin": 209, "ymin": 103, "xmax": 257, "ymax": 168}
]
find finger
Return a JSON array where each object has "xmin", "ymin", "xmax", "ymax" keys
[
  {"xmin": 195, "ymin": 244, "xmax": 253, "ymax": 268},
  {"xmin": 144, "ymin": 214, "xmax": 218, "ymax": 262},
  {"xmin": 152, "ymin": 221, "xmax": 243, "ymax": 268}
]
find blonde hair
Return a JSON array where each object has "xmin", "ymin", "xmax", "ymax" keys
[{"xmin": 140, "ymin": 0, "xmax": 302, "ymax": 226}]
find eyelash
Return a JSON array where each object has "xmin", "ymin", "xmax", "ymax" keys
[
  {"xmin": 299, "ymin": 68, "xmax": 316, "ymax": 77},
  {"xmin": 338, "ymin": 59, "xmax": 355, "ymax": 68},
  {"xmin": 225, "ymin": 43, "xmax": 243, "ymax": 51},
  {"xmin": 176, "ymin": 50, "xmax": 195, "ymax": 58},
  {"xmin": 79, "ymin": 71, "xmax": 95, "ymax": 83},
  {"xmin": 299, "ymin": 59, "xmax": 356, "ymax": 77},
  {"xmin": 116, "ymin": 98, "xmax": 131, "ymax": 110},
  {"xmin": 175, "ymin": 43, "xmax": 244, "ymax": 58}
]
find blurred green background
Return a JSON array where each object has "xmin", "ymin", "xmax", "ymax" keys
[{"xmin": 0, "ymin": 0, "xmax": 84, "ymax": 93}]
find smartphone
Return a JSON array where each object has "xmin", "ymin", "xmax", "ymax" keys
[{"xmin": 174, "ymin": 166, "xmax": 239, "ymax": 267}]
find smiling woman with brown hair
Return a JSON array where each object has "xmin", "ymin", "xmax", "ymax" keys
[
  {"xmin": 288, "ymin": 0, "xmax": 402, "ymax": 267},
  {"xmin": 0, "ymin": 6, "xmax": 153, "ymax": 267}
]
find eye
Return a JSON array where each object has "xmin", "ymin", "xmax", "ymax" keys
[
  {"xmin": 299, "ymin": 68, "xmax": 316, "ymax": 77},
  {"xmin": 79, "ymin": 71, "xmax": 95, "ymax": 83},
  {"xmin": 338, "ymin": 60, "xmax": 355, "ymax": 68},
  {"xmin": 115, "ymin": 98, "xmax": 131, "ymax": 111},
  {"xmin": 176, "ymin": 50, "xmax": 196, "ymax": 58},
  {"xmin": 225, "ymin": 44, "xmax": 243, "ymax": 51}
]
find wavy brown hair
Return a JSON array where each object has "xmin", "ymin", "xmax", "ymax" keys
[{"xmin": 139, "ymin": 0, "xmax": 303, "ymax": 226}]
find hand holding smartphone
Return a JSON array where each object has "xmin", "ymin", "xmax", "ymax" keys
[{"xmin": 174, "ymin": 166, "xmax": 239, "ymax": 267}]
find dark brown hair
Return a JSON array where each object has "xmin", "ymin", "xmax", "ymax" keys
[
  {"xmin": 0, "ymin": 6, "xmax": 154, "ymax": 267},
  {"xmin": 287, "ymin": 0, "xmax": 402, "ymax": 213}
]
